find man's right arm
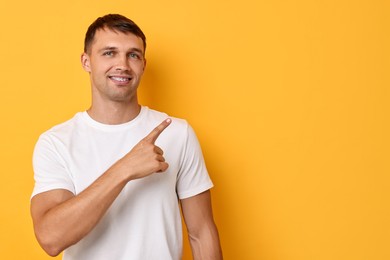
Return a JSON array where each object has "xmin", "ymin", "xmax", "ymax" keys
[{"xmin": 30, "ymin": 119, "xmax": 171, "ymax": 256}]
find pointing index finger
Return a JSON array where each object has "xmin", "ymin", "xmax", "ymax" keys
[{"xmin": 144, "ymin": 118, "xmax": 172, "ymax": 143}]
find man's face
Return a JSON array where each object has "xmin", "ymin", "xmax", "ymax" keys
[{"xmin": 81, "ymin": 28, "xmax": 146, "ymax": 103}]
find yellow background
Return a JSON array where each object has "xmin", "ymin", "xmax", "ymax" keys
[{"xmin": 0, "ymin": 0, "xmax": 389, "ymax": 259}]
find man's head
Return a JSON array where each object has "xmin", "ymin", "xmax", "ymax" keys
[
  {"xmin": 84, "ymin": 14, "xmax": 146, "ymax": 55},
  {"xmin": 81, "ymin": 14, "xmax": 147, "ymax": 105}
]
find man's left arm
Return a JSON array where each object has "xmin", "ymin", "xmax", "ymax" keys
[{"xmin": 180, "ymin": 190, "xmax": 223, "ymax": 260}]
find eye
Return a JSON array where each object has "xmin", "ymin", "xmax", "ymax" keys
[
  {"xmin": 103, "ymin": 51, "xmax": 114, "ymax": 56},
  {"xmin": 129, "ymin": 53, "xmax": 141, "ymax": 59}
]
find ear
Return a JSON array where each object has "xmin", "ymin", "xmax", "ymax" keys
[
  {"xmin": 81, "ymin": 53, "xmax": 91, "ymax": 72},
  {"xmin": 143, "ymin": 58, "xmax": 147, "ymax": 71}
]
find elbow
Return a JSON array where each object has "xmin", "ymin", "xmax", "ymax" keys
[
  {"xmin": 44, "ymin": 247, "xmax": 62, "ymax": 257},
  {"xmin": 34, "ymin": 229, "xmax": 65, "ymax": 257},
  {"xmin": 187, "ymin": 221, "xmax": 219, "ymax": 242},
  {"xmin": 44, "ymin": 244, "xmax": 63, "ymax": 257},
  {"xmin": 38, "ymin": 237, "xmax": 63, "ymax": 257}
]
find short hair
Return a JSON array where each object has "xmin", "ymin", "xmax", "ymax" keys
[{"xmin": 84, "ymin": 14, "xmax": 146, "ymax": 54}]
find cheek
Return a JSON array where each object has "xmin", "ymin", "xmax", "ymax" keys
[
  {"xmin": 91, "ymin": 64, "xmax": 110, "ymax": 76},
  {"xmin": 91, "ymin": 58, "xmax": 114, "ymax": 71},
  {"xmin": 133, "ymin": 63, "xmax": 145, "ymax": 75}
]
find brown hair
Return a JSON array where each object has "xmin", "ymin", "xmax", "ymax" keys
[{"xmin": 84, "ymin": 14, "xmax": 146, "ymax": 54}]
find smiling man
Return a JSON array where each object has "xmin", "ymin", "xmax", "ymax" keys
[{"xmin": 30, "ymin": 14, "xmax": 222, "ymax": 260}]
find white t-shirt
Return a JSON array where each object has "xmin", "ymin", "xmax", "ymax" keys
[{"xmin": 32, "ymin": 106, "xmax": 213, "ymax": 260}]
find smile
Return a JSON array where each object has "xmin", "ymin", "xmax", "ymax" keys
[{"xmin": 109, "ymin": 76, "xmax": 131, "ymax": 83}]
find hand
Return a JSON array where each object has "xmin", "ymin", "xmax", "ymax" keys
[{"xmin": 113, "ymin": 118, "xmax": 172, "ymax": 181}]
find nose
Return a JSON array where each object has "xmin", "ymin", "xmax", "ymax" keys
[{"xmin": 115, "ymin": 55, "xmax": 131, "ymax": 72}]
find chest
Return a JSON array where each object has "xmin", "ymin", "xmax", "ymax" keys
[{"xmin": 63, "ymin": 129, "xmax": 180, "ymax": 195}]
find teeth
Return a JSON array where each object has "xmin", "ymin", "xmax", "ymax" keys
[{"xmin": 111, "ymin": 76, "xmax": 129, "ymax": 82}]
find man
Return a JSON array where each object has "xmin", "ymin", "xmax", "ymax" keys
[{"xmin": 31, "ymin": 14, "xmax": 222, "ymax": 260}]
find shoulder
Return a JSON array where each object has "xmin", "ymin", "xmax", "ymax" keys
[
  {"xmin": 36, "ymin": 113, "xmax": 83, "ymax": 146},
  {"xmin": 141, "ymin": 107, "xmax": 197, "ymax": 148},
  {"xmin": 143, "ymin": 107, "xmax": 189, "ymax": 132}
]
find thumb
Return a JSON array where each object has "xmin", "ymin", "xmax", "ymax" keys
[{"xmin": 143, "ymin": 118, "xmax": 172, "ymax": 143}]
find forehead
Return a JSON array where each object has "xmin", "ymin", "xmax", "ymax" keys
[{"xmin": 90, "ymin": 28, "xmax": 145, "ymax": 53}]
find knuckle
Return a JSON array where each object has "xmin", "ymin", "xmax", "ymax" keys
[{"xmin": 151, "ymin": 161, "xmax": 160, "ymax": 171}]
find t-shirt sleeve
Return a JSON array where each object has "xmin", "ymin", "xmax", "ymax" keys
[
  {"xmin": 176, "ymin": 124, "xmax": 213, "ymax": 199},
  {"xmin": 31, "ymin": 134, "xmax": 75, "ymax": 198}
]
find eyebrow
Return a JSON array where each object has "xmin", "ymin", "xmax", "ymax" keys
[
  {"xmin": 98, "ymin": 46, "xmax": 144, "ymax": 55},
  {"xmin": 98, "ymin": 46, "xmax": 118, "ymax": 53},
  {"xmin": 129, "ymin": 48, "xmax": 144, "ymax": 55}
]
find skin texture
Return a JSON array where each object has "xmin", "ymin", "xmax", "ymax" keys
[
  {"xmin": 31, "ymin": 27, "xmax": 222, "ymax": 259},
  {"xmin": 81, "ymin": 28, "xmax": 147, "ymax": 124},
  {"xmin": 181, "ymin": 191, "xmax": 223, "ymax": 260}
]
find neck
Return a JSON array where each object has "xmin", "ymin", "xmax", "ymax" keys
[{"xmin": 87, "ymin": 101, "xmax": 141, "ymax": 125}]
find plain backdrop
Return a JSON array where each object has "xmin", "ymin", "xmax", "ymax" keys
[{"xmin": 0, "ymin": 0, "xmax": 389, "ymax": 259}]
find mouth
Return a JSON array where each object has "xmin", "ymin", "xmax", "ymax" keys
[{"xmin": 108, "ymin": 76, "xmax": 132, "ymax": 84}]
